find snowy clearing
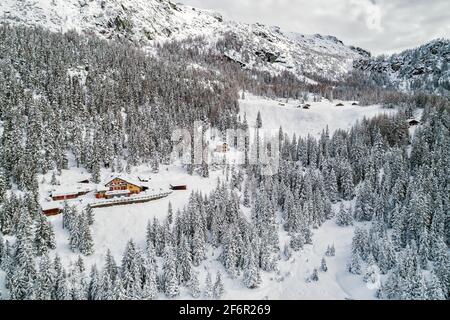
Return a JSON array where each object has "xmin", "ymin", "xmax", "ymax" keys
[{"xmin": 239, "ymin": 93, "xmax": 397, "ymax": 138}]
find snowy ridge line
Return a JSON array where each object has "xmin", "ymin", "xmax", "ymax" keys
[
  {"xmin": 0, "ymin": 0, "xmax": 365, "ymax": 81},
  {"xmin": 89, "ymin": 191, "xmax": 173, "ymax": 208}
]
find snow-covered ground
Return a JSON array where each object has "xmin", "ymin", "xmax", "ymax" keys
[
  {"xmin": 222, "ymin": 219, "xmax": 376, "ymax": 300},
  {"xmin": 239, "ymin": 93, "xmax": 397, "ymax": 138},
  {"xmin": 39, "ymin": 163, "xmax": 377, "ymax": 300},
  {"xmin": 40, "ymin": 164, "xmax": 223, "ymax": 270},
  {"xmin": 0, "ymin": 93, "xmax": 397, "ymax": 299}
]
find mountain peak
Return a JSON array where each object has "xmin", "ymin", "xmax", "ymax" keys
[{"xmin": 1, "ymin": 0, "xmax": 364, "ymax": 80}]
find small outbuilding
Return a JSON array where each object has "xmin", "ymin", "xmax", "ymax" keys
[
  {"xmin": 407, "ymin": 119, "xmax": 420, "ymax": 127},
  {"xmin": 215, "ymin": 142, "xmax": 229, "ymax": 153},
  {"xmin": 41, "ymin": 202, "xmax": 63, "ymax": 216},
  {"xmin": 170, "ymin": 184, "xmax": 187, "ymax": 191},
  {"xmin": 50, "ymin": 187, "xmax": 92, "ymax": 201},
  {"xmin": 138, "ymin": 176, "xmax": 150, "ymax": 182}
]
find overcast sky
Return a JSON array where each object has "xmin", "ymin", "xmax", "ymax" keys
[{"xmin": 181, "ymin": 0, "xmax": 450, "ymax": 56}]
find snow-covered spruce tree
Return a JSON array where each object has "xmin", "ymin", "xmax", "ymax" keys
[
  {"xmin": 0, "ymin": 233, "xmax": 4, "ymax": 266},
  {"xmin": 176, "ymin": 235, "xmax": 192, "ymax": 285},
  {"xmin": 363, "ymin": 254, "xmax": 380, "ymax": 286},
  {"xmin": 243, "ymin": 178, "xmax": 251, "ymax": 208},
  {"xmin": 0, "ymin": 194, "xmax": 19, "ymax": 235},
  {"xmin": 320, "ymin": 257, "xmax": 328, "ymax": 272},
  {"xmin": 120, "ymin": 240, "xmax": 142, "ymax": 299},
  {"xmin": 427, "ymin": 270, "xmax": 446, "ymax": 300},
  {"xmin": 347, "ymin": 251, "xmax": 362, "ymax": 275},
  {"xmin": 189, "ymin": 270, "xmax": 201, "ymax": 299},
  {"xmin": 85, "ymin": 206, "xmax": 95, "ymax": 226},
  {"xmin": 88, "ymin": 265, "xmax": 100, "ymax": 300},
  {"xmin": 204, "ymin": 271, "xmax": 214, "ymax": 299},
  {"xmin": 67, "ymin": 257, "xmax": 88, "ymax": 300},
  {"xmin": 310, "ymin": 268, "xmax": 319, "ymax": 282},
  {"xmin": 191, "ymin": 226, "xmax": 206, "ymax": 267},
  {"xmin": 52, "ymin": 254, "xmax": 69, "ymax": 300},
  {"xmin": 78, "ymin": 212, "xmax": 94, "ymax": 256},
  {"xmin": 354, "ymin": 182, "xmax": 376, "ymax": 222},
  {"xmin": 35, "ymin": 253, "xmax": 53, "ymax": 300},
  {"xmin": 336, "ymin": 203, "xmax": 353, "ymax": 227},
  {"xmin": 62, "ymin": 201, "xmax": 76, "ymax": 231},
  {"xmin": 325, "ymin": 244, "xmax": 336, "ymax": 257},
  {"xmin": 34, "ymin": 214, "xmax": 56, "ymax": 256},
  {"xmin": 256, "ymin": 111, "xmax": 263, "ymax": 129},
  {"xmin": 99, "ymin": 267, "xmax": 115, "ymax": 300},
  {"xmin": 221, "ymin": 227, "xmax": 238, "ymax": 278},
  {"xmin": 213, "ymin": 272, "xmax": 225, "ymax": 299},
  {"xmin": 9, "ymin": 209, "xmax": 37, "ymax": 300},
  {"xmin": 141, "ymin": 254, "xmax": 158, "ymax": 300},
  {"xmin": 243, "ymin": 244, "xmax": 261, "ymax": 289},
  {"xmin": 325, "ymin": 168, "xmax": 339, "ymax": 203},
  {"xmin": 162, "ymin": 246, "xmax": 179, "ymax": 298},
  {"xmin": 340, "ymin": 163, "xmax": 355, "ymax": 201}
]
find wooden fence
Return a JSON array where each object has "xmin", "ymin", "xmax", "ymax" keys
[{"xmin": 89, "ymin": 191, "xmax": 172, "ymax": 209}]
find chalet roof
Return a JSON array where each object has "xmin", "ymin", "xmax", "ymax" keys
[
  {"xmin": 96, "ymin": 185, "xmax": 109, "ymax": 192},
  {"xmin": 103, "ymin": 174, "xmax": 143, "ymax": 189},
  {"xmin": 40, "ymin": 201, "xmax": 63, "ymax": 211},
  {"xmin": 76, "ymin": 173, "xmax": 92, "ymax": 183},
  {"xmin": 51, "ymin": 185, "xmax": 94, "ymax": 197}
]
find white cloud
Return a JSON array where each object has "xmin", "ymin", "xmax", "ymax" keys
[{"xmin": 348, "ymin": 0, "xmax": 383, "ymax": 32}]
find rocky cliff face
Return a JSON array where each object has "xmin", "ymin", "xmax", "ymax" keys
[{"xmin": 354, "ymin": 39, "xmax": 450, "ymax": 94}]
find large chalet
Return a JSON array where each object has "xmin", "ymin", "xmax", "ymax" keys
[{"xmin": 95, "ymin": 176, "xmax": 148, "ymax": 199}]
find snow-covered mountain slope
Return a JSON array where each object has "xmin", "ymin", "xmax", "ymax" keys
[
  {"xmin": 0, "ymin": 0, "xmax": 220, "ymax": 42},
  {"xmin": 0, "ymin": 0, "xmax": 365, "ymax": 81},
  {"xmin": 354, "ymin": 39, "xmax": 450, "ymax": 95}
]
